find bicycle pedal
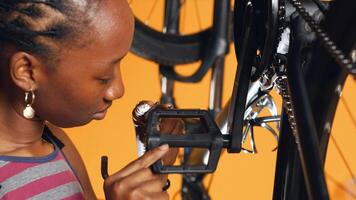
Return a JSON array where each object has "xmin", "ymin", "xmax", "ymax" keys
[{"xmin": 145, "ymin": 108, "xmax": 225, "ymax": 174}]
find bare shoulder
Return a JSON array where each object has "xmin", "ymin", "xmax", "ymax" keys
[{"xmin": 45, "ymin": 123, "xmax": 97, "ymax": 200}]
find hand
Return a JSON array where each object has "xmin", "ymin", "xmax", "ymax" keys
[
  {"xmin": 135, "ymin": 101, "xmax": 185, "ymax": 165},
  {"xmin": 103, "ymin": 145, "xmax": 170, "ymax": 200},
  {"xmin": 157, "ymin": 116, "xmax": 185, "ymax": 165}
]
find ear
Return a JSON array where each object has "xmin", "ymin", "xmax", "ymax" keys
[{"xmin": 9, "ymin": 52, "xmax": 42, "ymax": 91}]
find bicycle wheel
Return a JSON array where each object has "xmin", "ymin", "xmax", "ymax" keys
[
  {"xmin": 129, "ymin": 0, "xmax": 216, "ymax": 65},
  {"xmin": 130, "ymin": 0, "xmax": 232, "ymax": 82},
  {"xmin": 273, "ymin": 0, "xmax": 356, "ymax": 199}
]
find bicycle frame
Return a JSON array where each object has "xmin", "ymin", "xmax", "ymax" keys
[
  {"xmin": 158, "ymin": 1, "xmax": 331, "ymax": 199},
  {"xmin": 152, "ymin": 0, "xmax": 330, "ymax": 199},
  {"xmin": 159, "ymin": 1, "xmax": 230, "ymax": 199},
  {"xmin": 119, "ymin": 0, "xmax": 354, "ymax": 200},
  {"xmin": 273, "ymin": 14, "xmax": 328, "ymax": 199}
]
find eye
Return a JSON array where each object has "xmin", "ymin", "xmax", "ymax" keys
[{"xmin": 97, "ymin": 77, "xmax": 111, "ymax": 84}]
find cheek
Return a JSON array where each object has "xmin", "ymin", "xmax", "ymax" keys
[{"xmin": 34, "ymin": 80, "xmax": 104, "ymax": 125}]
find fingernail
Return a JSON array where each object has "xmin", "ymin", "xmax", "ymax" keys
[{"xmin": 159, "ymin": 144, "xmax": 169, "ymax": 151}]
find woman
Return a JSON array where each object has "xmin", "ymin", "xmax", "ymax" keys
[{"xmin": 0, "ymin": 0, "xmax": 180, "ymax": 199}]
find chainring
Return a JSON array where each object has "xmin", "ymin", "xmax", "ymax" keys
[{"xmin": 234, "ymin": 0, "xmax": 286, "ymax": 81}]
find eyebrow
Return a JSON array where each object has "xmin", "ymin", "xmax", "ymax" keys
[{"xmin": 110, "ymin": 52, "xmax": 128, "ymax": 65}]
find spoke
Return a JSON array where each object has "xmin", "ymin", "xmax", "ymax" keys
[
  {"xmin": 251, "ymin": 116, "xmax": 281, "ymax": 124},
  {"xmin": 166, "ymin": 1, "xmax": 184, "ymax": 33},
  {"xmin": 242, "ymin": 147, "xmax": 254, "ymax": 154},
  {"xmin": 250, "ymin": 125, "xmax": 257, "ymax": 153},
  {"xmin": 260, "ymin": 122, "xmax": 279, "ymax": 151},
  {"xmin": 144, "ymin": 0, "xmax": 160, "ymax": 25},
  {"xmin": 325, "ymin": 173, "xmax": 356, "ymax": 199},
  {"xmin": 330, "ymin": 134, "xmax": 356, "ymax": 183},
  {"xmin": 193, "ymin": 0, "xmax": 203, "ymax": 31},
  {"xmin": 242, "ymin": 123, "xmax": 251, "ymax": 144},
  {"xmin": 341, "ymin": 96, "xmax": 356, "ymax": 129},
  {"xmin": 181, "ymin": 0, "xmax": 187, "ymax": 33}
]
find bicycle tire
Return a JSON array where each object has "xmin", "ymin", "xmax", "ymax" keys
[
  {"xmin": 273, "ymin": 0, "xmax": 356, "ymax": 199},
  {"xmin": 131, "ymin": 19, "xmax": 212, "ymax": 66}
]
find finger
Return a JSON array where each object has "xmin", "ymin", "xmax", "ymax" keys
[
  {"xmin": 147, "ymin": 192, "xmax": 169, "ymax": 200},
  {"xmin": 158, "ymin": 173, "xmax": 168, "ymax": 184},
  {"xmin": 118, "ymin": 168, "xmax": 160, "ymax": 188},
  {"xmin": 107, "ymin": 145, "xmax": 169, "ymax": 181},
  {"xmin": 160, "ymin": 103, "xmax": 174, "ymax": 109},
  {"xmin": 171, "ymin": 119, "xmax": 185, "ymax": 135},
  {"xmin": 159, "ymin": 118, "xmax": 184, "ymax": 134},
  {"xmin": 162, "ymin": 147, "xmax": 179, "ymax": 165},
  {"xmin": 158, "ymin": 118, "xmax": 176, "ymax": 134},
  {"xmin": 161, "ymin": 120, "xmax": 184, "ymax": 165},
  {"xmin": 130, "ymin": 191, "xmax": 169, "ymax": 200},
  {"xmin": 134, "ymin": 178, "xmax": 167, "ymax": 193}
]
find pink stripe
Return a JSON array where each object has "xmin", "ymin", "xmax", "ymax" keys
[
  {"xmin": 62, "ymin": 193, "xmax": 86, "ymax": 200},
  {"xmin": 4, "ymin": 170, "xmax": 77, "ymax": 199},
  {"xmin": 0, "ymin": 153, "xmax": 62, "ymax": 181},
  {"xmin": 0, "ymin": 162, "xmax": 38, "ymax": 181}
]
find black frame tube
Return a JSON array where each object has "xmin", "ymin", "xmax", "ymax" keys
[
  {"xmin": 228, "ymin": 1, "xmax": 257, "ymax": 153},
  {"xmin": 283, "ymin": 18, "xmax": 329, "ymax": 199}
]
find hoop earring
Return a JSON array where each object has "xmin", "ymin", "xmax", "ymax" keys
[{"xmin": 23, "ymin": 90, "xmax": 36, "ymax": 119}]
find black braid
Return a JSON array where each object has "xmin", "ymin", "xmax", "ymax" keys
[
  {"xmin": 0, "ymin": 0, "xmax": 100, "ymax": 66},
  {"xmin": 14, "ymin": 4, "xmax": 44, "ymax": 19}
]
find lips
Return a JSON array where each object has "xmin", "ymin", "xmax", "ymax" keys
[
  {"xmin": 93, "ymin": 104, "xmax": 112, "ymax": 120},
  {"xmin": 97, "ymin": 107, "xmax": 109, "ymax": 114},
  {"xmin": 97, "ymin": 103, "xmax": 112, "ymax": 113}
]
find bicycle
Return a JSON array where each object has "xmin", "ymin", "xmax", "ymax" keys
[
  {"xmin": 103, "ymin": 0, "xmax": 356, "ymax": 199},
  {"xmin": 130, "ymin": 1, "xmax": 234, "ymax": 199}
]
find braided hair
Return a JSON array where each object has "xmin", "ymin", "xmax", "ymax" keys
[{"xmin": 0, "ymin": 0, "xmax": 101, "ymax": 65}]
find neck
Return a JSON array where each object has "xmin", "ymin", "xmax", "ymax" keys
[{"xmin": 0, "ymin": 93, "xmax": 45, "ymax": 151}]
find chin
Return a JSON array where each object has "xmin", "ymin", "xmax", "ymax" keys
[{"xmin": 49, "ymin": 117, "xmax": 93, "ymax": 128}]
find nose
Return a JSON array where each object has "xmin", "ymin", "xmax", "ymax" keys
[{"xmin": 104, "ymin": 66, "xmax": 125, "ymax": 101}]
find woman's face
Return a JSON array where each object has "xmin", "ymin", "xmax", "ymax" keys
[{"xmin": 33, "ymin": 0, "xmax": 134, "ymax": 127}]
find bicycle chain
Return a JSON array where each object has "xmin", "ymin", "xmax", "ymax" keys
[
  {"xmin": 275, "ymin": 75, "xmax": 299, "ymax": 139},
  {"xmin": 273, "ymin": 0, "xmax": 356, "ymax": 137},
  {"xmin": 248, "ymin": 0, "xmax": 355, "ymax": 152},
  {"xmin": 276, "ymin": 0, "xmax": 287, "ymax": 52},
  {"xmin": 263, "ymin": 0, "xmax": 286, "ymax": 75},
  {"xmin": 288, "ymin": 0, "xmax": 356, "ymax": 76},
  {"xmin": 260, "ymin": 0, "xmax": 286, "ymax": 89},
  {"xmin": 272, "ymin": 1, "xmax": 296, "ymax": 133}
]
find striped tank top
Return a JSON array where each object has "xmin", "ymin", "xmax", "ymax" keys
[{"xmin": 0, "ymin": 127, "xmax": 85, "ymax": 199}]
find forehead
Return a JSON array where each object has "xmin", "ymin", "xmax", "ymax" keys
[
  {"xmin": 50, "ymin": 0, "xmax": 134, "ymax": 75},
  {"xmin": 88, "ymin": 0, "xmax": 134, "ymax": 56}
]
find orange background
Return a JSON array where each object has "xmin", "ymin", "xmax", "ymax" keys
[{"xmin": 65, "ymin": 1, "xmax": 356, "ymax": 199}]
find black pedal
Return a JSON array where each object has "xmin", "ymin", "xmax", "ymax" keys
[{"xmin": 146, "ymin": 108, "xmax": 224, "ymax": 174}]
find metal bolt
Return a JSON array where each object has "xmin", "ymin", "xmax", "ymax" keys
[
  {"xmin": 351, "ymin": 68, "xmax": 356, "ymax": 75},
  {"xmin": 189, "ymin": 176, "xmax": 196, "ymax": 182},
  {"xmin": 251, "ymin": 66, "xmax": 257, "ymax": 76},
  {"xmin": 335, "ymin": 84, "xmax": 342, "ymax": 97},
  {"xmin": 351, "ymin": 49, "xmax": 356, "ymax": 63},
  {"xmin": 324, "ymin": 122, "xmax": 331, "ymax": 133},
  {"xmin": 305, "ymin": 23, "xmax": 311, "ymax": 32},
  {"xmin": 182, "ymin": 187, "xmax": 188, "ymax": 193}
]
